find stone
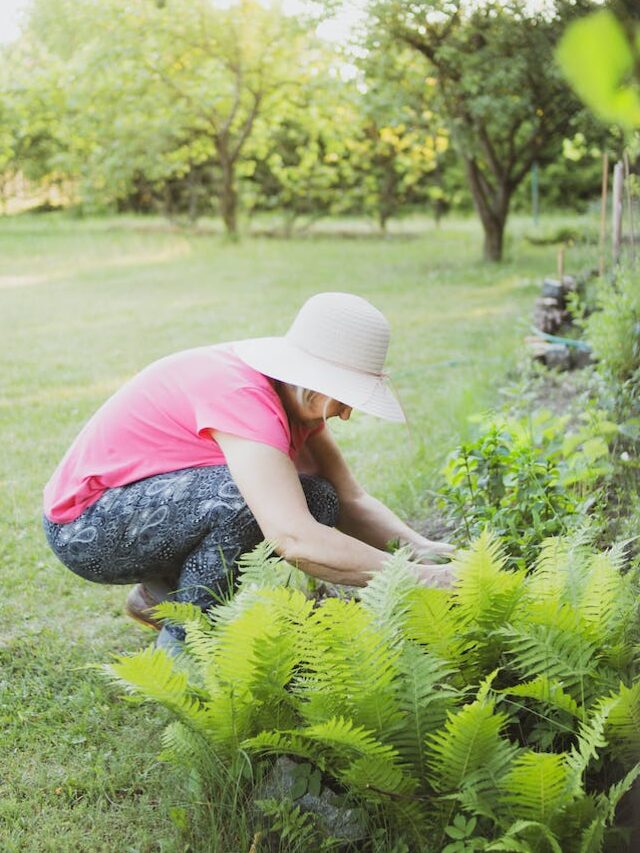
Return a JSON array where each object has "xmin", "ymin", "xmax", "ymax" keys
[
  {"xmin": 542, "ymin": 278, "xmax": 564, "ymax": 301},
  {"xmin": 254, "ymin": 756, "xmax": 367, "ymax": 843},
  {"xmin": 543, "ymin": 344, "xmax": 571, "ymax": 371}
]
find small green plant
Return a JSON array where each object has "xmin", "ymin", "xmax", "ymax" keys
[
  {"xmin": 438, "ymin": 410, "xmax": 617, "ymax": 567},
  {"xmin": 583, "ymin": 268, "xmax": 640, "ymax": 413},
  {"xmin": 106, "ymin": 534, "xmax": 640, "ymax": 851}
]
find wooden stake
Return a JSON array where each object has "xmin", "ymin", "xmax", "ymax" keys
[
  {"xmin": 612, "ymin": 161, "xmax": 624, "ymax": 267},
  {"xmin": 599, "ymin": 151, "xmax": 609, "ymax": 276},
  {"xmin": 623, "ymin": 149, "xmax": 636, "ymax": 265}
]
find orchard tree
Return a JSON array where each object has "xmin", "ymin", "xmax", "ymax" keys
[
  {"xmin": 245, "ymin": 69, "xmax": 360, "ymax": 235},
  {"xmin": 370, "ymin": 0, "xmax": 598, "ymax": 261},
  {"xmin": 352, "ymin": 46, "xmax": 451, "ymax": 230},
  {"xmin": 26, "ymin": 0, "xmax": 319, "ymax": 235}
]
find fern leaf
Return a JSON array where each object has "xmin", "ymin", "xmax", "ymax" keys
[
  {"xmin": 426, "ymin": 696, "xmax": 517, "ymax": 795},
  {"xmin": 152, "ymin": 600, "xmax": 213, "ymax": 630},
  {"xmin": 579, "ymin": 550, "xmax": 636, "ymax": 650},
  {"xmin": 501, "ymin": 675, "xmax": 581, "ymax": 718},
  {"xmin": 453, "ymin": 530, "xmax": 526, "ymax": 629},
  {"xmin": 606, "ymin": 682, "xmax": 640, "ymax": 765},
  {"xmin": 299, "ymin": 716, "xmax": 400, "ymax": 765},
  {"xmin": 339, "ymin": 754, "xmax": 418, "ymax": 800},
  {"xmin": 566, "ymin": 700, "xmax": 615, "ymax": 794},
  {"xmin": 487, "ymin": 819, "xmax": 563, "ymax": 853},
  {"xmin": 576, "ymin": 814, "xmax": 605, "ymax": 853},
  {"xmin": 106, "ymin": 646, "xmax": 207, "ymax": 727},
  {"xmin": 242, "ymin": 730, "xmax": 324, "ymax": 767},
  {"xmin": 236, "ymin": 540, "xmax": 309, "ymax": 592},
  {"xmin": 499, "ymin": 622, "xmax": 599, "ymax": 705},
  {"xmin": 359, "ymin": 548, "xmax": 421, "ymax": 644},
  {"xmin": 339, "ymin": 755, "xmax": 424, "ymax": 831},
  {"xmin": 498, "ymin": 751, "xmax": 574, "ymax": 823},
  {"xmin": 295, "ymin": 598, "xmax": 402, "ymax": 734},
  {"xmin": 602, "ymin": 762, "xmax": 640, "ymax": 824},
  {"xmin": 388, "ymin": 643, "xmax": 458, "ymax": 784},
  {"xmin": 405, "ymin": 585, "xmax": 474, "ymax": 666}
]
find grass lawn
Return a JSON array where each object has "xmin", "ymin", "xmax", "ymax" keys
[{"xmin": 0, "ymin": 211, "xmax": 599, "ymax": 851}]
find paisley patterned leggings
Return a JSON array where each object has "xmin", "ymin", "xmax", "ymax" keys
[{"xmin": 43, "ymin": 465, "xmax": 339, "ymax": 639}]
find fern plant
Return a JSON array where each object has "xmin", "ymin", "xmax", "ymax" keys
[{"xmin": 106, "ymin": 532, "xmax": 640, "ymax": 851}]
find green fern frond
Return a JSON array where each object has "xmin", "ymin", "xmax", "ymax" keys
[
  {"xmin": 359, "ymin": 548, "xmax": 421, "ymax": 644},
  {"xmin": 236, "ymin": 539, "xmax": 309, "ymax": 592},
  {"xmin": 453, "ymin": 530, "xmax": 526, "ymax": 629},
  {"xmin": 578, "ymin": 551, "xmax": 637, "ymax": 650},
  {"xmin": 576, "ymin": 813, "xmax": 605, "ymax": 853},
  {"xmin": 295, "ymin": 598, "xmax": 402, "ymax": 734},
  {"xmin": 106, "ymin": 646, "xmax": 207, "ymax": 728},
  {"xmin": 426, "ymin": 696, "xmax": 517, "ymax": 794},
  {"xmin": 159, "ymin": 720, "xmax": 224, "ymax": 789},
  {"xmin": 152, "ymin": 600, "xmax": 213, "ymax": 630},
  {"xmin": 242, "ymin": 730, "xmax": 324, "ymax": 767},
  {"xmin": 528, "ymin": 536, "xmax": 582, "ymax": 607},
  {"xmin": 338, "ymin": 755, "xmax": 424, "ymax": 830},
  {"xmin": 182, "ymin": 619, "xmax": 219, "ymax": 667},
  {"xmin": 298, "ymin": 716, "xmax": 400, "ymax": 766},
  {"xmin": 498, "ymin": 751, "xmax": 574, "ymax": 823},
  {"xmin": 602, "ymin": 762, "xmax": 640, "ymax": 824},
  {"xmin": 389, "ymin": 643, "xmax": 458, "ymax": 784},
  {"xmin": 404, "ymin": 586, "xmax": 474, "ymax": 666},
  {"xmin": 339, "ymin": 754, "xmax": 418, "ymax": 799},
  {"xmin": 566, "ymin": 700, "xmax": 615, "ymax": 794},
  {"xmin": 499, "ymin": 622, "xmax": 599, "ymax": 704},
  {"xmin": 606, "ymin": 681, "xmax": 640, "ymax": 765},
  {"xmin": 487, "ymin": 819, "xmax": 563, "ymax": 853},
  {"xmin": 501, "ymin": 675, "xmax": 581, "ymax": 718}
]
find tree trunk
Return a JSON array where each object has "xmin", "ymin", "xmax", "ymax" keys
[
  {"xmin": 464, "ymin": 158, "xmax": 509, "ymax": 262},
  {"xmin": 482, "ymin": 217, "xmax": 505, "ymax": 262},
  {"xmin": 219, "ymin": 155, "xmax": 238, "ymax": 238}
]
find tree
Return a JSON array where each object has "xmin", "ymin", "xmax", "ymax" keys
[
  {"xmin": 25, "ymin": 0, "xmax": 317, "ymax": 235},
  {"xmin": 352, "ymin": 45, "xmax": 452, "ymax": 230},
  {"xmin": 370, "ymin": 0, "xmax": 598, "ymax": 261}
]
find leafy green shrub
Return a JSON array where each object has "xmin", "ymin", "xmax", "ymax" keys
[
  {"xmin": 584, "ymin": 268, "xmax": 640, "ymax": 395},
  {"xmin": 437, "ymin": 410, "xmax": 617, "ymax": 567},
  {"xmin": 106, "ymin": 535, "xmax": 640, "ymax": 852},
  {"xmin": 525, "ymin": 225, "xmax": 596, "ymax": 246}
]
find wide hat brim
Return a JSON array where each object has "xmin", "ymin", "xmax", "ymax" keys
[{"xmin": 233, "ymin": 337, "xmax": 406, "ymax": 423}]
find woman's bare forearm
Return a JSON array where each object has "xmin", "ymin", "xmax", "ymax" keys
[{"xmin": 337, "ymin": 492, "xmax": 434, "ymax": 552}]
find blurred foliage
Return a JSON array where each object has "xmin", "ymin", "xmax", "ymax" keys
[
  {"xmin": 0, "ymin": 0, "xmax": 624, "ymax": 250},
  {"xmin": 369, "ymin": 0, "xmax": 604, "ymax": 260},
  {"xmin": 557, "ymin": 4, "xmax": 640, "ymax": 131}
]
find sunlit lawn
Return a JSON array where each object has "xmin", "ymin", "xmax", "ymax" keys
[{"xmin": 0, "ymin": 211, "xmax": 599, "ymax": 851}]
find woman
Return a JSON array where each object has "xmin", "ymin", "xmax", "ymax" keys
[{"xmin": 43, "ymin": 292, "xmax": 454, "ymax": 651}]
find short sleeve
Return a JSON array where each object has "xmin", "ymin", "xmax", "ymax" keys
[{"xmin": 193, "ymin": 384, "xmax": 291, "ymax": 456}]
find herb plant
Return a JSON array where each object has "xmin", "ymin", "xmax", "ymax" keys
[{"xmin": 438, "ymin": 410, "xmax": 617, "ymax": 567}]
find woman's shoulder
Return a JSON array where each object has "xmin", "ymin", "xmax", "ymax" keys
[{"xmin": 138, "ymin": 344, "xmax": 276, "ymax": 397}]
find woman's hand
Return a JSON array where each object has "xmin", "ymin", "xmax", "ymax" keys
[
  {"xmin": 409, "ymin": 538, "xmax": 457, "ymax": 563},
  {"xmin": 410, "ymin": 561, "xmax": 456, "ymax": 590}
]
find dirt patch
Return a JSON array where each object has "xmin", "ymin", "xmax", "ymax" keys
[{"xmin": 0, "ymin": 274, "xmax": 48, "ymax": 288}]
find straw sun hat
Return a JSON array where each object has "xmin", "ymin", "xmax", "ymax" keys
[{"xmin": 233, "ymin": 292, "xmax": 405, "ymax": 423}]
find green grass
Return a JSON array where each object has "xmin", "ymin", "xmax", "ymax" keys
[{"xmin": 0, "ymin": 211, "xmax": 599, "ymax": 851}]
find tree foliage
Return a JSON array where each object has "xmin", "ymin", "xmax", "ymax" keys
[{"xmin": 369, "ymin": 0, "xmax": 600, "ymax": 260}]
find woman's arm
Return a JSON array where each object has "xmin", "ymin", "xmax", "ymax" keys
[
  {"xmin": 304, "ymin": 427, "xmax": 455, "ymax": 560},
  {"xmin": 212, "ymin": 431, "xmax": 452, "ymax": 588}
]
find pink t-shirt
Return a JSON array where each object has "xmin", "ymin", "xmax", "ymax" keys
[{"xmin": 43, "ymin": 345, "xmax": 319, "ymax": 523}]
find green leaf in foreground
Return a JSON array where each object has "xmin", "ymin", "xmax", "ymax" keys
[{"xmin": 556, "ymin": 10, "xmax": 640, "ymax": 128}]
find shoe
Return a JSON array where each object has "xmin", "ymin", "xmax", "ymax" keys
[{"xmin": 125, "ymin": 583, "xmax": 164, "ymax": 631}]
